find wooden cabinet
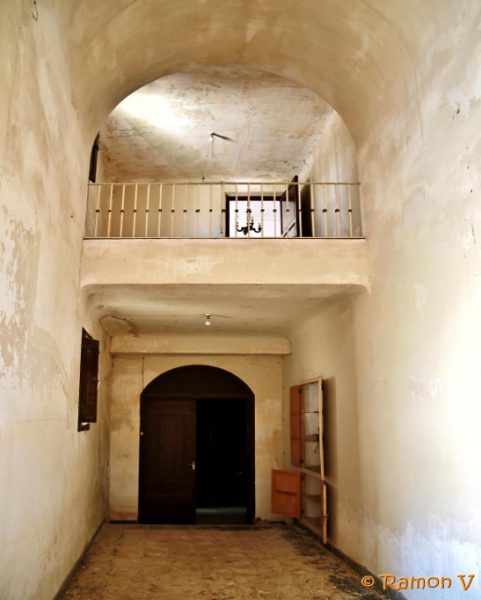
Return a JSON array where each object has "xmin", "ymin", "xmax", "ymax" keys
[
  {"xmin": 271, "ymin": 470, "xmax": 301, "ymax": 517},
  {"xmin": 271, "ymin": 378, "xmax": 327, "ymax": 543}
]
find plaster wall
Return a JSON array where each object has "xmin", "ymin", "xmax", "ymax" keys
[
  {"xmin": 109, "ymin": 352, "xmax": 284, "ymax": 521},
  {"xmin": 283, "ymin": 300, "xmax": 361, "ymax": 553},
  {"xmin": 3, "ymin": 1, "xmax": 481, "ymax": 597},
  {"xmin": 344, "ymin": 14, "xmax": 481, "ymax": 597},
  {"xmin": 0, "ymin": 3, "xmax": 109, "ymax": 598}
]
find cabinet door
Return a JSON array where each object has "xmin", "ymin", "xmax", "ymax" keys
[
  {"xmin": 271, "ymin": 470, "xmax": 301, "ymax": 517},
  {"xmin": 290, "ymin": 385, "xmax": 303, "ymax": 466}
]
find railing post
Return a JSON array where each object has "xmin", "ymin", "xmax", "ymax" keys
[
  {"xmin": 144, "ymin": 184, "xmax": 151, "ymax": 237},
  {"xmin": 247, "ymin": 183, "xmax": 251, "ymax": 238},
  {"xmin": 170, "ymin": 183, "xmax": 176, "ymax": 238},
  {"xmin": 94, "ymin": 185, "xmax": 101, "ymax": 238},
  {"xmin": 157, "ymin": 184, "xmax": 163, "ymax": 238},
  {"xmin": 322, "ymin": 185, "xmax": 328, "ymax": 237},
  {"xmin": 260, "ymin": 184, "xmax": 264, "ymax": 238},
  {"xmin": 107, "ymin": 183, "xmax": 114, "ymax": 238},
  {"xmin": 209, "ymin": 183, "xmax": 213, "ymax": 238},
  {"xmin": 335, "ymin": 184, "xmax": 341, "ymax": 237},
  {"xmin": 119, "ymin": 184, "xmax": 126, "ymax": 237},
  {"xmin": 348, "ymin": 184, "xmax": 353, "ymax": 238},
  {"xmin": 310, "ymin": 182, "xmax": 316, "ymax": 237},
  {"xmin": 132, "ymin": 184, "xmax": 138, "ymax": 238},
  {"xmin": 297, "ymin": 182, "xmax": 303, "ymax": 238},
  {"xmin": 234, "ymin": 184, "xmax": 239, "ymax": 238}
]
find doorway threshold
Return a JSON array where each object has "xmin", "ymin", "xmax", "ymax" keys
[{"xmin": 196, "ymin": 506, "xmax": 248, "ymax": 525}]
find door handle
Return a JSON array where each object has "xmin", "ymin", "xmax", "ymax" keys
[{"xmin": 190, "ymin": 461, "xmax": 196, "ymax": 471}]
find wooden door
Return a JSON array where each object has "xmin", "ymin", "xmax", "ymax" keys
[
  {"xmin": 139, "ymin": 398, "xmax": 196, "ymax": 523},
  {"xmin": 271, "ymin": 469, "xmax": 301, "ymax": 517}
]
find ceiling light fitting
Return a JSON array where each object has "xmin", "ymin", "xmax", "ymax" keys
[
  {"xmin": 204, "ymin": 314, "xmax": 212, "ymax": 326},
  {"xmin": 236, "ymin": 208, "xmax": 262, "ymax": 236}
]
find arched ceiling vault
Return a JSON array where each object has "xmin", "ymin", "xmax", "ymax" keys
[
  {"xmin": 57, "ymin": 1, "xmax": 473, "ymax": 149},
  {"xmin": 53, "ymin": 1, "xmax": 404, "ymax": 142}
]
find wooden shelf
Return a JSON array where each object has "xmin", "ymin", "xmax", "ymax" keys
[{"xmin": 288, "ymin": 379, "xmax": 327, "ymax": 544}]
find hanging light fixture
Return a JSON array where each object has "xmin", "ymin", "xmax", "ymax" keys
[
  {"xmin": 236, "ymin": 208, "xmax": 262, "ymax": 235},
  {"xmin": 204, "ymin": 314, "xmax": 212, "ymax": 326}
]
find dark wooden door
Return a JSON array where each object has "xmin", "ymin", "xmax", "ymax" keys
[{"xmin": 139, "ymin": 398, "xmax": 196, "ymax": 523}]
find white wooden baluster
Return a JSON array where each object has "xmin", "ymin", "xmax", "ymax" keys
[
  {"xmin": 323, "ymin": 185, "xmax": 328, "ymax": 237},
  {"xmin": 144, "ymin": 184, "xmax": 151, "ymax": 237},
  {"xmin": 93, "ymin": 185, "xmax": 101, "ymax": 238},
  {"xmin": 107, "ymin": 183, "xmax": 114, "ymax": 238},
  {"xmin": 170, "ymin": 183, "xmax": 176, "ymax": 237},
  {"xmin": 247, "ymin": 183, "xmax": 251, "ymax": 238},
  {"xmin": 195, "ymin": 183, "xmax": 200, "ymax": 237},
  {"xmin": 235, "ymin": 184, "xmax": 239, "ymax": 238},
  {"xmin": 297, "ymin": 181, "xmax": 303, "ymax": 237},
  {"xmin": 157, "ymin": 184, "xmax": 163, "ymax": 238},
  {"xmin": 348, "ymin": 184, "xmax": 353, "ymax": 238},
  {"xmin": 335, "ymin": 184, "xmax": 340, "ymax": 237},
  {"xmin": 209, "ymin": 184, "xmax": 213, "ymax": 238},
  {"xmin": 132, "ymin": 184, "xmax": 138, "ymax": 238},
  {"xmin": 260, "ymin": 184, "xmax": 264, "ymax": 238},
  {"xmin": 119, "ymin": 184, "xmax": 126, "ymax": 237}
]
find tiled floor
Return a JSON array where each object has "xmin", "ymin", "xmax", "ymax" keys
[{"xmin": 60, "ymin": 523, "xmax": 388, "ymax": 599}]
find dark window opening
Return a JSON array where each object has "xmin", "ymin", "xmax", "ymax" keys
[
  {"xmin": 88, "ymin": 133, "xmax": 100, "ymax": 183},
  {"xmin": 78, "ymin": 328, "xmax": 99, "ymax": 432}
]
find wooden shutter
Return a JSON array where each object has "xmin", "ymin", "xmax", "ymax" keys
[
  {"xmin": 78, "ymin": 329, "xmax": 99, "ymax": 430},
  {"xmin": 290, "ymin": 385, "xmax": 303, "ymax": 466},
  {"xmin": 271, "ymin": 469, "xmax": 301, "ymax": 517}
]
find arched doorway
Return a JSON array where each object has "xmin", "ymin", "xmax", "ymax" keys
[{"xmin": 138, "ymin": 365, "xmax": 255, "ymax": 525}]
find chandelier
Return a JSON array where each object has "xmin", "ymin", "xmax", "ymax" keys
[{"xmin": 236, "ymin": 209, "xmax": 262, "ymax": 235}]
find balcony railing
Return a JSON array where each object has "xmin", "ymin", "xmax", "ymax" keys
[{"xmin": 84, "ymin": 181, "xmax": 362, "ymax": 239}]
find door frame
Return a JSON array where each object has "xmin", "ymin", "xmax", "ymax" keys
[{"xmin": 137, "ymin": 366, "xmax": 256, "ymax": 524}]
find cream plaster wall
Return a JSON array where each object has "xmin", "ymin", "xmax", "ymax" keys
[
  {"xmin": 346, "ymin": 14, "xmax": 481, "ymax": 598},
  {"xmin": 109, "ymin": 353, "xmax": 284, "ymax": 521},
  {"xmin": 0, "ymin": 3, "xmax": 109, "ymax": 598},
  {"xmin": 283, "ymin": 301, "xmax": 362, "ymax": 553},
  {"xmin": 3, "ymin": 1, "xmax": 481, "ymax": 598}
]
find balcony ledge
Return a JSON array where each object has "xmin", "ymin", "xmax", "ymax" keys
[{"xmin": 80, "ymin": 238, "xmax": 369, "ymax": 289}]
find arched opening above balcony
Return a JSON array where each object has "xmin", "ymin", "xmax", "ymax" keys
[{"xmin": 85, "ymin": 66, "xmax": 362, "ymax": 239}]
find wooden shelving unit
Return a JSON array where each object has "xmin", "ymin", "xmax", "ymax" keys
[
  {"xmin": 290, "ymin": 379, "xmax": 327, "ymax": 543},
  {"xmin": 271, "ymin": 378, "xmax": 327, "ymax": 543}
]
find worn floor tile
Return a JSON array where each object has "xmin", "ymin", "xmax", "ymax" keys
[{"xmin": 60, "ymin": 524, "xmax": 389, "ymax": 599}]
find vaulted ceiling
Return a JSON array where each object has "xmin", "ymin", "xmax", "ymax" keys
[
  {"xmin": 58, "ymin": 0, "xmax": 462, "ymax": 147},
  {"xmin": 99, "ymin": 67, "xmax": 335, "ymax": 182}
]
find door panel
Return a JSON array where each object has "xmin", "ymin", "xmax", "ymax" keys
[
  {"xmin": 271, "ymin": 469, "xmax": 301, "ymax": 517},
  {"xmin": 139, "ymin": 398, "xmax": 196, "ymax": 523}
]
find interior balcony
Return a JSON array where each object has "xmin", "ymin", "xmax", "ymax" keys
[{"xmin": 81, "ymin": 180, "xmax": 368, "ymax": 342}]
